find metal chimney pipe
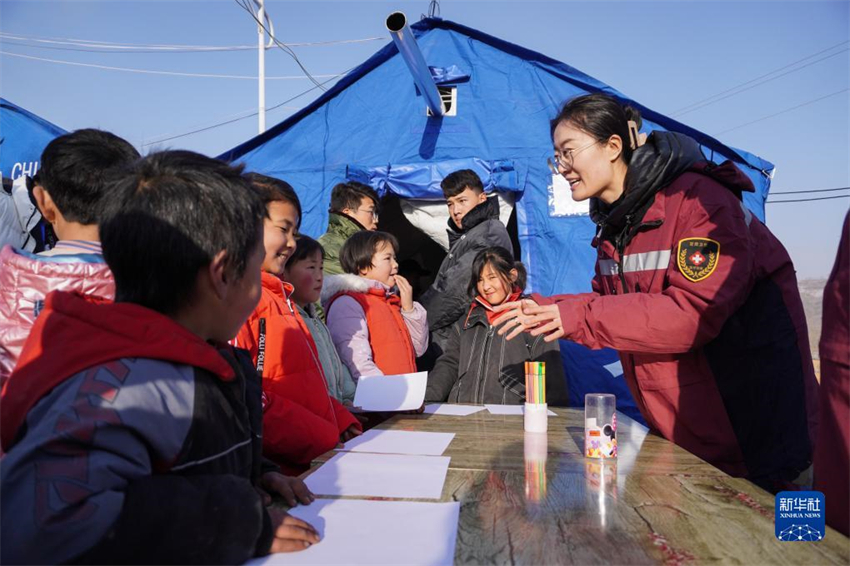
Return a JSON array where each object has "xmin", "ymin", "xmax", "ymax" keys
[{"xmin": 386, "ymin": 11, "xmax": 444, "ymax": 117}]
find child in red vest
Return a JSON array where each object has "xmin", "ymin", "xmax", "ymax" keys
[
  {"xmin": 234, "ymin": 174, "xmax": 361, "ymax": 475},
  {"xmin": 322, "ymin": 231, "xmax": 429, "ymax": 379}
]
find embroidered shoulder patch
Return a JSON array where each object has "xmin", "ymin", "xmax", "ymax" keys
[{"xmin": 677, "ymin": 238, "xmax": 720, "ymax": 282}]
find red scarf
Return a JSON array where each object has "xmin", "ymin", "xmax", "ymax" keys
[{"xmin": 474, "ymin": 287, "xmax": 523, "ymax": 324}]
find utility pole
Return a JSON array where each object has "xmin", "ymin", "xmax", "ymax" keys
[{"xmin": 257, "ymin": 0, "xmax": 266, "ymax": 133}]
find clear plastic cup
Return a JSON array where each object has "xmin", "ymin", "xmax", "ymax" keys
[{"xmin": 585, "ymin": 393, "xmax": 617, "ymax": 459}]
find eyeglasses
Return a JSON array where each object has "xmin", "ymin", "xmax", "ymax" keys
[
  {"xmin": 356, "ymin": 207, "xmax": 379, "ymax": 222},
  {"xmin": 547, "ymin": 140, "xmax": 600, "ymax": 175}
]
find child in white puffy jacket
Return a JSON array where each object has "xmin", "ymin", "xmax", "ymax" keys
[{"xmin": 321, "ymin": 231, "xmax": 428, "ymax": 379}]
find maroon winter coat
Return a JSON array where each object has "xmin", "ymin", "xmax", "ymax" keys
[
  {"xmin": 814, "ymin": 212, "xmax": 849, "ymax": 536},
  {"xmin": 538, "ymin": 132, "xmax": 818, "ymax": 489}
]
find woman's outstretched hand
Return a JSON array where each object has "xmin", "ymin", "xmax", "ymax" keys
[
  {"xmin": 521, "ymin": 302, "xmax": 566, "ymax": 342},
  {"xmin": 491, "ymin": 298, "xmax": 539, "ymax": 340},
  {"xmin": 491, "ymin": 299, "xmax": 566, "ymax": 342}
]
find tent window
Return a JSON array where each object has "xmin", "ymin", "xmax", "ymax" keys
[
  {"xmin": 426, "ymin": 87, "xmax": 457, "ymax": 117},
  {"xmin": 548, "ymin": 173, "xmax": 589, "ymax": 217}
]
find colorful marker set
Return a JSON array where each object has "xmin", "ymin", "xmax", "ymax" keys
[{"xmin": 524, "ymin": 361, "xmax": 546, "ymax": 404}]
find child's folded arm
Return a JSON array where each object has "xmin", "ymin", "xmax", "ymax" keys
[
  {"xmin": 326, "ymin": 296, "xmax": 383, "ymax": 379},
  {"xmin": 425, "ymin": 323, "xmax": 463, "ymax": 402},
  {"xmin": 401, "ymin": 301, "xmax": 430, "ymax": 356},
  {"xmin": 261, "ymin": 389, "xmax": 343, "ymax": 465}
]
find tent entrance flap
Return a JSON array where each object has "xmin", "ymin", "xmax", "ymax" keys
[{"xmin": 346, "ymin": 157, "xmax": 521, "ymax": 200}]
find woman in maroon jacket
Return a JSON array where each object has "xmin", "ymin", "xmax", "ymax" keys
[
  {"xmin": 814, "ymin": 212, "xmax": 849, "ymax": 535},
  {"xmin": 495, "ymin": 93, "xmax": 818, "ymax": 492}
]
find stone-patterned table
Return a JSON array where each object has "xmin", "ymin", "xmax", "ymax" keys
[{"xmin": 306, "ymin": 408, "xmax": 850, "ymax": 565}]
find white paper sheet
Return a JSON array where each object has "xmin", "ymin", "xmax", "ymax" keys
[
  {"xmin": 342, "ymin": 429, "xmax": 455, "ymax": 456},
  {"xmin": 352, "ymin": 371, "xmax": 427, "ymax": 411},
  {"xmin": 423, "ymin": 403, "xmax": 486, "ymax": 416},
  {"xmin": 245, "ymin": 498, "xmax": 460, "ymax": 565},
  {"xmin": 305, "ymin": 452, "xmax": 450, "ymax": 499},
  {"xmin": 485, "ymin": 404, "xmax": 557, "ymax": 416}
]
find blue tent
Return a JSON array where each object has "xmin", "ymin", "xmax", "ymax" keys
[
  {"xmin": 0, "ymin": 98, "xmax": 67, "ymax": 181},
  {"xmin": 220, "ymin": 17, "xmax": 774, "ymax": 421}
]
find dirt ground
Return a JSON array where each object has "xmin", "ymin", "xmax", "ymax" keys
[{"xmin": 799, "ymin": 279, "xmax": 826, "ymax": 383}]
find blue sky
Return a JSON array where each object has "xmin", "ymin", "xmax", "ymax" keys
[{"xmin": 2, "ymin": 0, "xmax": 848, "ymax": 278}]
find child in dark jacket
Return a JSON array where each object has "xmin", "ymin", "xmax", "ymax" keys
[
  {"xmin": 425, "ymin": 246, "xmax": 569, "ymax": 405},
  {"xmin": 419, "ymin": 169, "xmax": 513, "ymax": 353},
  {"xmin": 0, "ymin": 151, "xmax": 318, "ymax": 565}
]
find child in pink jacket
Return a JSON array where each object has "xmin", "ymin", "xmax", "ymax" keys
[{"xmin": 321, "ymin": 231, "xmax": 428, "ymax": 379}]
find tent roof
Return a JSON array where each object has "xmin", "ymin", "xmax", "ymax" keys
[
  {"xmin": 219, "ymin": 17, "xmax": 773, "ymax": 177},
  {"xmin": 1, "ymin": 98, "xmax": 67, "ymax": 178}
]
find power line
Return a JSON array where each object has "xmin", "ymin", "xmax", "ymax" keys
[
  {"xmin": 0, "ymin": 41, "xmax": 246, "ymax": 55},
  {"xmin": 674, "ymin": 49, "xmax": 847, "ymax": 117},
  {"xmin": 713, "ymin": 88, "xmax": 849, "ymax": 135},
  {"xmin": 0, "ymin": 50, "xmax": 343, "ymax": 80},
  {"xmin": 767, "ymin": 194, "xmax": 850, "ymax": 204},
  {"xmin": 232, "ymin": 0, "xmax": 327, "ymax": 91},
  {"xmin": 0, "ymin": 32, "xmax": 384, "ymax": 52},
  {"xmin": 140, "ymin": 66, "xmax": 354, "ymax": 147},
  {"xmin": 672, "ymin": 40, "xmax": 849, "ymax": 117},
  {"xmin": 771, "ymin": 187, "xmax": 850, "ymax": 195},
  {"xmin": 141, "ymin": 105, "xmax": 299, "ymax": 147}
]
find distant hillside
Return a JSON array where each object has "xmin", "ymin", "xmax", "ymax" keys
[{"xmin": 798, "ymin": 279, "xmax": 826, "ymax": 359}]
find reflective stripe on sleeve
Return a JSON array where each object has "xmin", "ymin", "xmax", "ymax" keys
[{"xmin": 598, "ymin": 250, "xmax": 672, "ymax": 275}]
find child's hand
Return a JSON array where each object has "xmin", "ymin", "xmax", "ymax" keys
[
  {"xmin": 395, "ymin": 275, "xmax": 414, "ymax": 312},
  {"xmin": 267, "ymin": 507, "xmax": 321, "ymax": 553},
  {"xmin": 261, "ymin": 471, "xmax": 316, "ymax": 507},
  {"xmin": 347, "ymin": 406, "xmax": 370, "ymax": 425},
  {"xmin": 399, "ymin": 403, "xmax": 425, "ymax": 415},
  {"xmin": 339, "ymin": 423, "xmax": 362, "ymax": 443}
]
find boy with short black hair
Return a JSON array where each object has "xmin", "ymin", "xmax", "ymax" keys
[
  {"xmin": 0, "ymin": 151, "xmax": 318, "ymax": 564},
  {"xmin": 0, "ymin": 129, "xmax": 140, "ymax": 386},
  {"xmin": 37, "ymin": 128, "xmax": 141, "ymax": 251},
  {"xmin": 319, "ymin": 180, "xmax": 380, "ymax": 275},
  {"xmin": 420, "ymin": 169, "xmax": 512, "ymax": 351}
]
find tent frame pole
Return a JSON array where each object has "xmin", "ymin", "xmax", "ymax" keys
[{"xmin": 257, "ymin": 0, "xmax": 266, "ymax": 134}]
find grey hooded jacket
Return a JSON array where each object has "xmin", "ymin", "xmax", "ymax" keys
[{"xmin": 420, "ymin": 196, "xmax": 512, "ymax": 351}]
